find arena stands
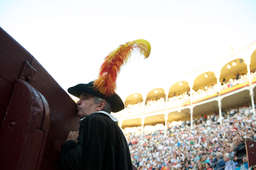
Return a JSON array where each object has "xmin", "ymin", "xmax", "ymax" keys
[
  {"xmin": 113, "ymin": 47, "xmax": 256, "ymax": 169},
  {"xmin": 127, "ymin": 106, "xmax": 255, "ymax": 169}
]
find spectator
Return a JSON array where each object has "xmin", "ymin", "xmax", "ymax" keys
[{"xmin": 223, "ymin": 153, "xmax": 236, "ymax": 170}]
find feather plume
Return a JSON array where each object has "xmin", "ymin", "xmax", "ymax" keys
[{"xmin": 94, "ymin": 39, "xmax": 151, "ymax": 96}]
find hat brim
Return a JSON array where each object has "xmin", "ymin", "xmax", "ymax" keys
[{"xmin": 68, "ymin": 82, "xmax": 124, "ymax": 113}]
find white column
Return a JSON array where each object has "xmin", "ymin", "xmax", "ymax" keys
[
  {"xmin": 164, "ymin": 112, "xmax": 168, "ymax": 136},
  {"xmin": 250, "ymin": 87, "xmax": 256, "ymax": 115},
  {"xmin": 141, "ymin": 116, "xmax": 144, "ymax": 138},
  {"xmin": 218, "ymin": 97, "xmax": 222, "ymax": 124},
  {"xmin": 246, "ymin": 60, "xmax": 256, "ymax": 116},
  {"xmin": 216, "ymin": 71, "xmax": 223, "ymax": 124},
  {"xmin": 190, "ymin": 106, "xmax": 193, "ymax": 129},
  {"xmin": 189, "ymin": 83, "xmax": 194, "ymax": 129}
]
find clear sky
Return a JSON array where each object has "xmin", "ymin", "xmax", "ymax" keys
[{"xmin": 1, "ymin": 0, "xmax": 256, "ymax": 101}]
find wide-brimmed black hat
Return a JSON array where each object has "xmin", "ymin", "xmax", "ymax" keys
[{"xmin": 68, "ymin": 81, "xmax": 124, "ymax": 112}]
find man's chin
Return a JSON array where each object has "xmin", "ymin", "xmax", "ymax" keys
[{"xmin": 78, "ymin": 112, "xmax": 87, "ymax": 118}]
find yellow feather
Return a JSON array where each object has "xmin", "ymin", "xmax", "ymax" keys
[{"xmin": 131, "ymin": 39, "xmax": 151, "ymax": 58}]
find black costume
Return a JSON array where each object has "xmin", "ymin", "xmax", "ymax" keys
[
  {"xmin": 60, "ymin": 111, "xmax": 133, "ymax": 170},
  {"xmin": 60, "ymin": 39, "xmax": 151, "ymax": 170}
]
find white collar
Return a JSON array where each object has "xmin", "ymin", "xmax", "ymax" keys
[
  {"xmin": 80, "ymin": 110, "xmax": 118, "ymax": 122},
  {"xmin": 96, "ymin": 111, "xmax": 118, "ymax": 122},
  {"xmin": 80, "ymin": 116, "xmax": 86, "ymax": 121}
]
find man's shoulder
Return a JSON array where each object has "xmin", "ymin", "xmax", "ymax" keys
[
  {"xmin": 89, "ymin": 112, "xmax": 104, "ymax": 118},
  {"xmin": 79, "ymin": 113, "xmax": 109, "ymax": 129},
  {"xmin": 80, "ymin": 112, "xmax": 119, "ymax": 131},
  {"xmin": 86, "ymin": 112, "xmax": 113, "ymax": 122}
]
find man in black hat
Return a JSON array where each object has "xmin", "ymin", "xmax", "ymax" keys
[
  {"xmin": 59, "ymin": 82, "xmax": 133, "ymax": 170},
  {"xmin": 59, "ymin": 39, "xmax": 151, "ymax": 170}
]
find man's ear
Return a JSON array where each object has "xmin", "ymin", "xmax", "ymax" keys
[{"xmin": 96, "ymin": 101, "xmax": 106, "ymax": 111}]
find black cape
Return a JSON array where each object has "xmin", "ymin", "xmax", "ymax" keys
[{"xmin": 60, "ymin": 112, "xmax": 133, "ymax": 170}]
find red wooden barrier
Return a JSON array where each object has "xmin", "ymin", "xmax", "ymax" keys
[{"xmin": 0, "ymin": 27, "xmax": 79, "ymax": 170}]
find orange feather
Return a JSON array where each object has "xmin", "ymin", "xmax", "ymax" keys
[{"xmin": 94, "ymin": 39, "xmax": 151, "ymax": 96}]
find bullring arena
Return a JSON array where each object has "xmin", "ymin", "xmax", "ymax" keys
[{"xmin": 113, "ymin": 46, "xmax": 256, "ymax": 169}]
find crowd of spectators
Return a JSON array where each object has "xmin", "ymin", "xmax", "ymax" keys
[
  {"xmin": 125, "ymin": 106, "xmax": 256, "ymax": 170},
  {"xmin": 169, "ymin": 73, "xmax": 253, "ymax": 105},
  {"xmin": 220, "ymin": 74, "xmax": 249, "ymax": 91}
]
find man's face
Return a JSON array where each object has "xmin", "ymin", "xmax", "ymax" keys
[{"xmin": 76, "ymin": 94, "xmax": 99, "ymax": 118}]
